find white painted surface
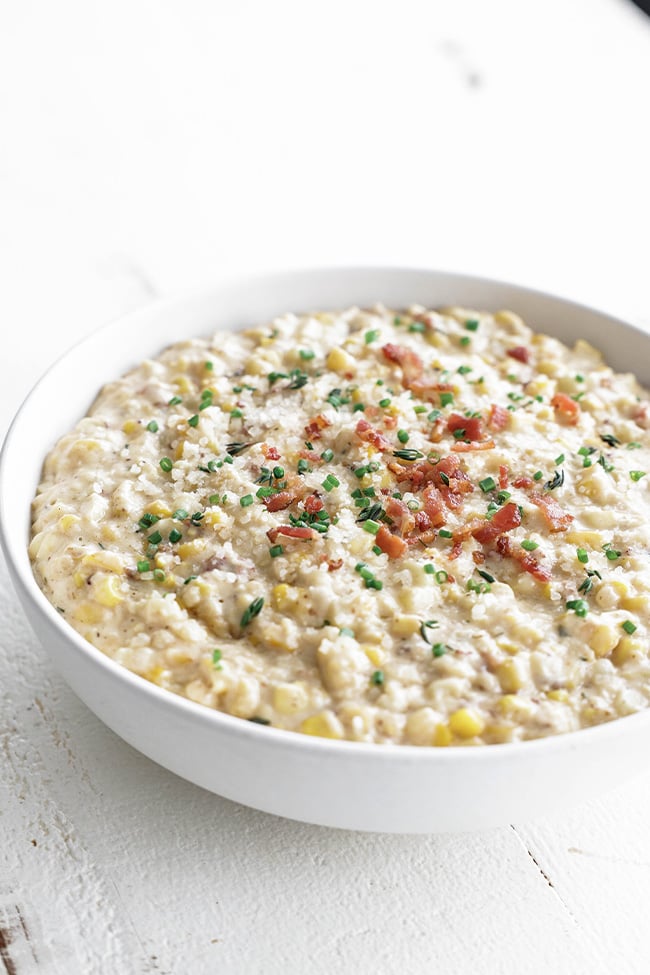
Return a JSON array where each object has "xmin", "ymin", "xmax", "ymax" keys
[{"xmin": 1, "ymin": 1, "xmax": 650, "ymax": 972}]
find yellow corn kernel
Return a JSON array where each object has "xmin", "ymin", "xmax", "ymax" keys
[
  {"xmin": 497, "ymin": 694, "xmax": 530, "ymax": 718},
  {"xmin": 425, "ymin": 331, "xmax": 449, "ymax": 349},
  {"xmin": 146, "ymin": 666, "xmax": 168, "ymax": 685},
  {"xmin": 177, "ymin": 539, "xmax": 206, "ymax": 560},
  {"xmin": 449, "ymin": 707, "xmax": 485, "ymax": 739},
  {"xmin": 81, "ymin": 550, "xmax": 124, "ymax": 573},
  {"xmin": 497, "ymin": 639, "xmax": 520, "ymax": 656},
  {"xmin": 273, "ymin": 683, "xmax": 308, "ymax": 715},
  {"xmin": 202, "ymin": 510, "xmax": 222, "ymax": 527},
  {"xmin": 612, "ymin": 636, "xmax": 643, "ymax": 667},
  {"xmin": 174, "ymin": 440, "xmax": 186, "ymax": 460},
  {"xmin": 172, "ymin": 374, "xmax": 193, "ymax": 394},
  {"xmin": 494, "ymin": 310, "xmax": 525, "ymax": 332},
  {"xmin": 94, "ymin": 574, "xmax": 124, "ymax": 607},
  {"xmin": 122, "ymin": 419, "xmax": 140, "ymax": 435},
  {"xmin": 57, "ymin": 513, "xmax": 80, "ymax": 533},
  {"xmin": 547, "ymin": 688, "xmax": 569, "ymax": 703},
  {"xmin": 610, "ymin": 580, "xmax": 629, "ymax": 597},
  {"xmin": 433, "ymin": 723, "xmax": 452, "ymax": 747},
  {"xmin": 73, "ymin": 602, "xmax": 104, "ymax": 624},
  {"xmin": 351, "ymin": 387, "xmax": 364, "ymax": 403},
  {"xmin": 146, "ymin": 500, "xmax": 172, "ymax": 519},
  {"xmin": 396, "ymin": 588, "xmax": 415, "ymax": 612},
  {"xmin": 101, "ymin": 524, "xmax": 118, "ymax": 543},
  {"xmin": 588, "ymin": 623, "xmax": 619, "ymax": 658},
  {"xmin": 391, "ymin": 615, "xmax": 420, "ymax": 637},
  {"xmin": 362, "ymin": 646, "xmax": 384, "ymax": 667},
  {"xmin": 73, "ymin": 571, "xmax": 85, "ymax": 587},
  {"xmin": 495, "ymin": 659, "xmax": 523, "ymax": 693},
  {"xmin": 379, "ymin": 471, "xmax": 393, "ymax": 490},
  {"xmin": 484, "ymin": 722, "xmax": 514, "ymax": 744},
  {"xmin": 326, "ymin": 346, "xmax": 356, "ymax": 374},
  {"xmin": 300, "ymin": 711, "xmax": 344, "ymax": 740},
  {"xmin": 566, "ymin": 528, "xmax": 602, "ymax": 546}
]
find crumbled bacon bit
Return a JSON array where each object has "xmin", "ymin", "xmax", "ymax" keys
[
  {"xmin": 513, "ymin": 476, "xmax": 533, "ymax": 489},
  {"xmin": 355, "ymin": 417, "xmax": 391, "ymax": 452},
  {"xmin": 451, "ymin": 439, "xmax": 496, "ymax": 453},
  {"xmin": 385, "ymin": 496, "xmax": 416, "ymax": 535},
  {"xmin": 472, "ymin": 502, "xmax": 522, "ymax": 544},
  {"xmin": 304, "ymin": 414, "xmax": 331, "ymax": 440},
  {"xmin": 267, "ymin": 525, "xmax": 316, "ymax": 542},
  {"xmin": 262, "ymin": 444, "xmax": 281, "ymax": 461},
  {"xmin": 488, "ymin": 404, "xmax": 510, "ymax": 431},
  {"xmin": 414, "ymin": 511, "xmax": 432, "ymax": 533},
  {"xmin": 327, "ymin": 558, "xmax": 343, "ymax": 572},
  {"xmin": 499, "ymin": 465, "xmax": 509, "ymax": 489},
  {"xmin": 472, "ymin": 550, "xmax": 486, "ymax": 564},
  {"xmin": 422, "ymin": 484, "xmax": 446, "ymax": 527},
  {"xmin": 447, "ymin": 413, "xmax": 484, "ymax": 442},
  {"xmin": 381, "ymin": 343, "xmax": 424, "ymax": 385},
  {"xmin": 507, "ymin": 346, "xmax": 530, "ymax": 364},
  {"xmin": 449, "ymin": 540, "xmax": 463, "ymax": 561},
  {"xmin": 303, "ymin": 494, "xmax": 324, "ymax": 514},
  {"xmin": 375, "ymin": 524, "xmax": 407, "ymax": 558},
  {"xmin": 551, "ymin": 393, "xmax": 580, "ymax": 425},
  {"xmin": 408, "ymin": 379, "xmax": 455, "ymax": 402},
  {"xmin": 531, "ymin": 493, "xmax": 573, "ymax": 532},
  {"xmin": 496, "ymin": 535, "xmax": 552, "ymax": 582},
  {"xmin": 263, "ymin": 490, "xmax": 297, "ymax": 512}
]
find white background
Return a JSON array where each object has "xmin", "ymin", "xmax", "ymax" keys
[{"xmin": 1, "ymin": 1, "xmax": 650, "ymax": 972}]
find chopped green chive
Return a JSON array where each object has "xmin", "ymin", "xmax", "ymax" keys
[
  {"xmin": 630, "ymin": 470, "xmax": 647, "ymax": 481},
  {"xmin": 435, "ymin": 570, "xmax": 449, "ymax": 585},
  {"xmin": 365, "ymin": 329, "xmax": 380, "ymax": 344},
  {"xmin": 424, "ymin": 563, "xmax": 435, "ymax": 575},
  {"xmin": 576, "ymin": 548, "xmax": 589, "ymax": 563},
  {"xmin": 393, "ymin": 448, "xmax": 424, "ymax": 461},
  {"xmin": 533, "ymin": 470, "xmax": 544, "ymax": 481},
  {"xmin": 299, "ymin": 348, "xmax": 315, "ymax": 360},
  {"xmin": 457, "ymin": 365, "xmax": 472, "ymax": 375},
  {"xmin": 169, "ymin": 528, "xmax": 182, "ymax": 543},
  {"xmin": 603, "ymin": 545, "xmax": 621, "ymax": 560},
  {"xmin": 138, "ymin": 513, "xmax": 159, "ymax": 530},
  {"xmin": 370, "ymin": 670, "xmax": 385, "ymax": 685},
  {"xmin": 240, "ymin": 494, "xmax": 254, "ymax": 507},
  {"xmin": 212, "ymin": 648, "xmax": 222, "ymax": 668},
  {"xmin": 137, "ymin": 560, "xmax": 150, "ymax": 573},
  {"xmin": 184, "ymin": 575, "xmax": 197, "ymax": 585},
  {"xmin": 226, "ymin": 442, "xmax": 253, "ymax": 456},
  {"xmin": 273, "ymin": 466, "xmax": 285, "ymax": 479},
  {"xmin": 627, "ymin": 442, "xmax": 642, "ymax": 450},
  {"xmin": 621, "ymin": 620, "xmax": 637, "ymax": 635},
  {"xmin": 320, "ymin": 449, "xmax": 334, "ymax": 462},
  {"xmin": 432, "ymin": 643, "xmax": 447, "ymax": 658},
  {"xmin": 479, "ymin": 476, "xmax": 496, "ymax": 493},
  {"xmin": 545, "ymin": 470, "xmax": 564, "ymax": 490},
  {"xmin": 146, "ymin": 420, "xmax": 159, "ymax": 433},
  {"xmin": 339, "ymin": 627, "xmax": 355, "ymax": 638},
  {"xmin": 521, "ymin": 539, "xmax": 538, "ymax": 551},
  {"xmin": 566, "ymin": 599, "xmax": 589, "ymax": 618},
  {"xmin": 419, "ymin": 620, "xmax": 440, "ymax": 644},
  {"xmin": 555, "ymin": 453, "xmax": 565, "ymax": 465},
  {"xmin": 379, "ymin": 398, "xmax": 391, "ymax": 408},
  {"xmin": 160, "ymin": 457, "xmax": 173, "ymax": 472},
  {"xmin": 496, "ymin": 490, "xmax": 511, "ymax": 505},
  {"xmin": 322, "ymin": 474, "xmax": 340, "ymax": 492},
  {"xmin": 413, "ymin": 405, "xmax": 427, "ymax": 414},
  {"xmin": 459, "ymin": 335, "xmax": 471, "ymax": 347},
  {"xmin": 230, "ymin": 408, "xmax": 243, "ymax": 419},
  {"xmin": 269, "ymin": 545, "xmax": 284, "ymax": 558},
  {"xmin": 438, "ymin": 528, "xmax": 453, "ymax": 538},
  {"xmin": 440, "ymin": 392, "xmax": 454, "ymax": 408},
  {"xmin": 167, "ymin": 396, "xmax": 182, "ymax": 406},
  {"xmin": 297, "ymin": 458, "xmax": 310, "ymax": 474},
  {"xmin": 152, "ymin": 568, "xmax": 165, "ymax": 582},
  {"xmin": 241, "ymin": 597, "xmax": 264, "ymax": 628},
  {"xmin": 397, "ymin": 429, "xmax": 409, "ymax": 444},
  {"xmin": 172, "ymin": 508, "xmax": 188, "ymax": 520},
  {"xmin": 428, "ymin": 409, "xmax": 441, "ymax": 422},
  {"xmin": 600, "ymin": 433, "xmax": 620, "ymax": 448},
  {"xmin": 465, "ymin": 319, "xmax": 480, "ymax": 332},
  {"xmin": 362, "ymin": 520, "xmax": 381, "ymax": 535},
  {"xmin": 148, "ymin": 530, "xmax": 162, "ymax": 545}
]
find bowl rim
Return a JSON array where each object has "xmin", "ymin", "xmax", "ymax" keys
[{"xmin": 2, "ymin": 263, "xmax": 650, "ymax": 763}]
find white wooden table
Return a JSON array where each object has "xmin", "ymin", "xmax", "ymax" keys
[{"xmin": 2, "ymin": 2, "xmax": 650, "ymax": 972}]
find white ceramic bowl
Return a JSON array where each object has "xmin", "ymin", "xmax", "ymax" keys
[{"xmin": 2, "ymin": 267, "xmax": 650, "ymax": 833}]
